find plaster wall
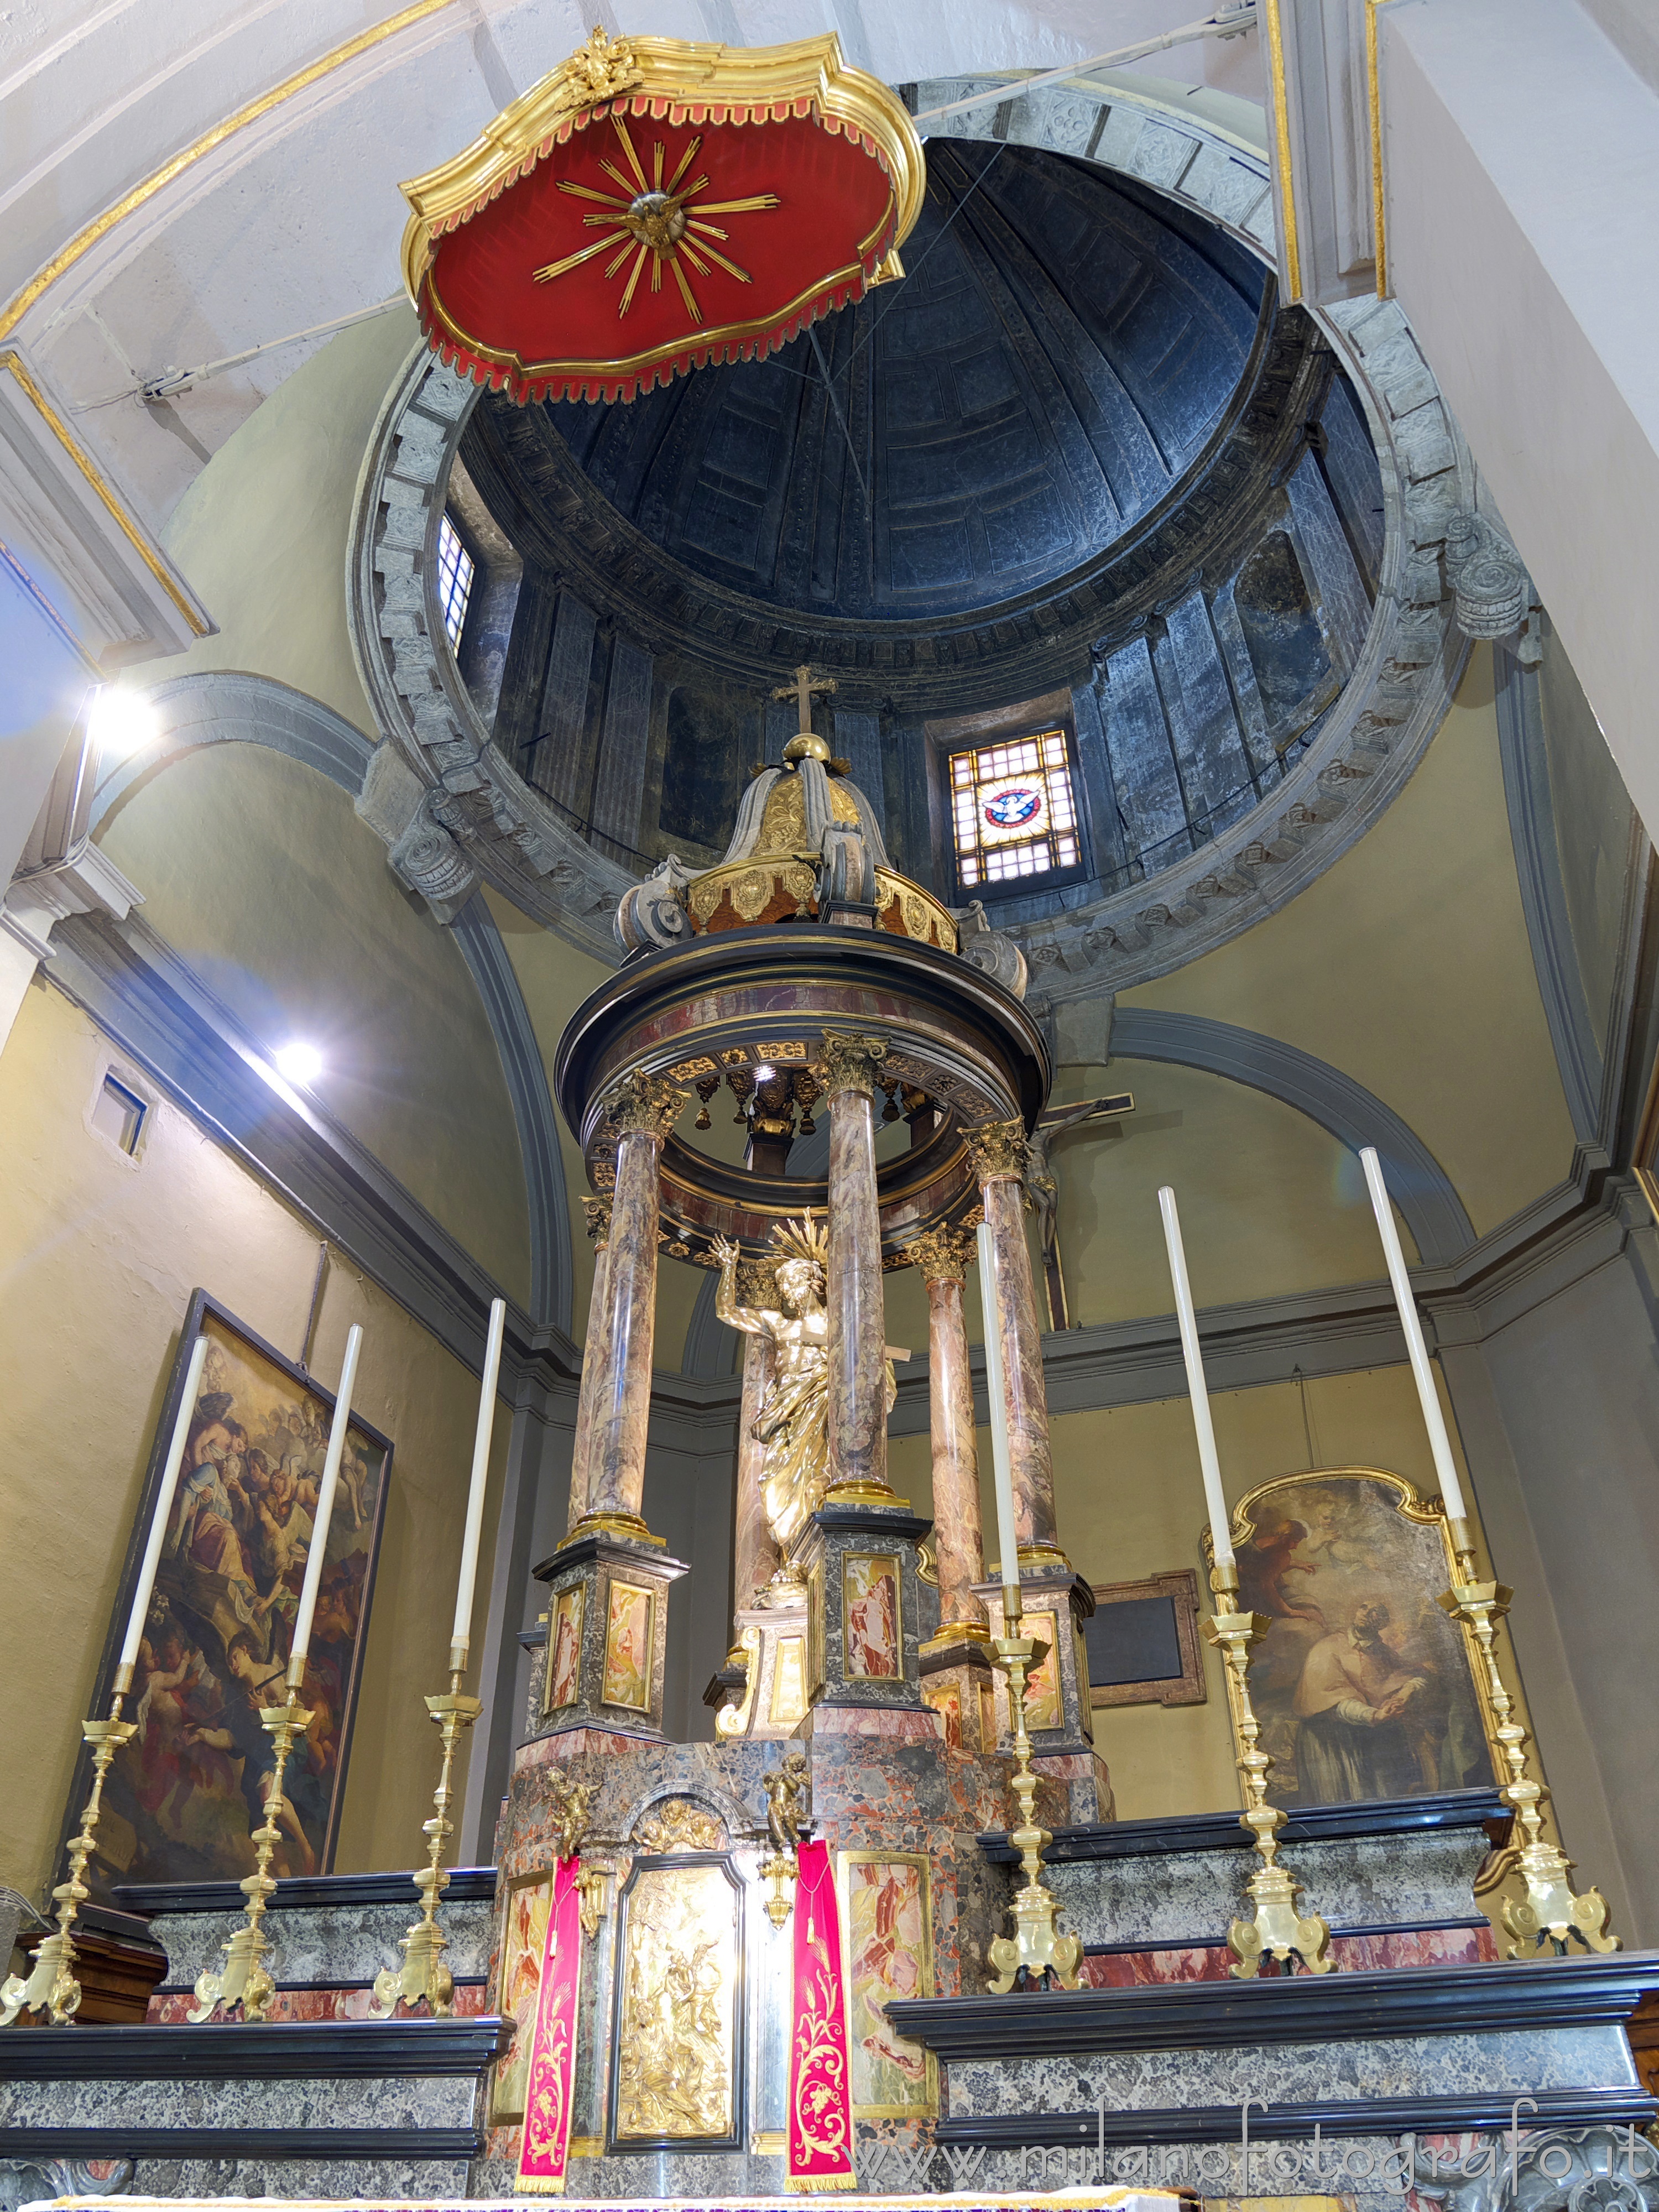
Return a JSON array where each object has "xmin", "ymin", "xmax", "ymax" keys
[
  {"xmin": 1378, "ymin": 0, "xmax": 1659, "ymax": 872},
  {"xmin": 1122, "ymin": 648, "xmax": 1577, "ymax": 1237},
  {"xmin": 1536, "ymin": 620, "xmax": 1635, "ymax": 1056},
  {"xmin": 0, "ymin": 981, "xmax": 509, "ymax": 1899},
  {"xmin": 96, "ymin": 743, "xmax": 531, "ymax": 1307}
]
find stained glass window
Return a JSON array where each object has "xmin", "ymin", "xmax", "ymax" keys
[
  {"xmin": 435, "ymin": 510, "xmax": 475, "ymax": 651},
  {"xmin": 948, "ymin": 729, "xmax": 1081, "ymax": 889}
]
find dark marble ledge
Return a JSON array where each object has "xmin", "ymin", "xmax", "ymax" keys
[
  {"xmin": 0, "ymin": 2126, "xmax": 483, "ymax": 2161},
  {"xmin": 1083, "ymin": 1914, "xmax": 1491, "ymax": 1957},
  {"xmin": 154, "ymin": 1974, "xmax": 489, "ymax": 1997},
  {"xmin": 113, "ymin": 1866, "xmax": 498, "ymax": 1916},
  {"xmin": 886, "ymin": 1952, "xmax": 1659, "ymax": 2058},
  {"xmin": 979, "ymin": 1788, "xmax": 1509, "ymax": 1863},
  {"xmin": 936, "ymin": 2086, "xmax": 1659, "ymax": 2149},
  {"xmin": 0, "ymin": 2017, "xmax": 512, "ymax": 2080}
]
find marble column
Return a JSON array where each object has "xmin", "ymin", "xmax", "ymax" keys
[
  {"xmin": 580, "ymin": 1071, "xmax": 681, "ymax": 1538},
  {"xmin": 822, "ymin": 1029, "xmax": 894, "ymax": 1501},
  {"xmin": 965, "ymin": 1118, "xmax": 1063, "ymax": 1564},
  {"xmin": 733, "ymin": 1261, "xmax": 784, "ymax": 1604},
  {"xmin": 566, "ymin": 1201, "xmax": 612, "ymax": 1536},
  {"xmin": 909, "ymin": 1227, "xmax": 989, "ymax": 1642}
]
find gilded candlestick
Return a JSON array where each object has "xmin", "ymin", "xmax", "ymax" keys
[
  {"xmin": 189, "ymin": 1655, "xmax": 312, "ymax": 2023},
  {"xmin": 371, "ymin": 1641, "xmax": 483, "ymax": 2018},
  {"xmin": 1, "ymin": 1666, "xmax": 138, "ymax": 2027},
  {"xmin": 986, "ymin": 1599, "xmax": 1081, "ymax": 1992},
  {"xmin": 1204, "ymin": 1563, "xmax": 1335, "ymax": 1978},
  {"xmin": 1439, "ymin": 1516, "xmax": 1616, "ymax": 1958}
]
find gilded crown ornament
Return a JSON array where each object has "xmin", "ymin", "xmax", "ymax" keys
[{"xmin": 964, "ymin": 1117, "xmax": 1032, "ymax": 1185}]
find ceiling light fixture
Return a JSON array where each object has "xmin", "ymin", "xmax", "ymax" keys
[
  {"xmin": 87, "ymin": 687, "xmax": 160, "ymax": 765},
  {"xmin": 273, "ymin": 1042, "xmax": 324, "ymax": 1086}
]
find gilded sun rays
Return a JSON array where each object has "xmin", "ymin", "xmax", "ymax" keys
[{"xmin": 531, "ymin": 112, "xmax": 781, "ymax": 326}]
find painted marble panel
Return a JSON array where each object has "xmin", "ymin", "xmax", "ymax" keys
[
  {"xmin": 603, "ymin": 1580, "xmax": 655, "ymax": 1712},
  {"xmin": 494, "ymin": 1867, "xmax": 556, "ymax": 2120},
  {"xmin": 844, "ymin": 1554, "xmax": 902, "ymax": 1679},
  {"xmin": 842, "ymin": 1854, "xmax": 935, "ymax": 2116},
  {"xmin": 547, "ymin": 1585, "xmax": 583, "ymax": 1710}
]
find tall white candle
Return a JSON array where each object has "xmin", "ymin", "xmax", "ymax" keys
[
  {"xmin": 292, "ymin": 1324, "xmax": 363, "ymax": 1666},
  {"xmin": 452, "ymin": 1296, "xmax": 507, "ymax": 1653},
  {"xmin": 119, "ymin": 1334, "xmax": 210, "ymax": 1670},
  {"xmin": 1359, "ymin": 1147, "xmax": 1469, "ymax": 1523},
  {"xmin": 1157, "ymin": 1187, "xmax": 1235, "ymax": 1573},
  {"xmin": 976, "ymin": 1222, "xmax": 1021, "ymax": 1602}
]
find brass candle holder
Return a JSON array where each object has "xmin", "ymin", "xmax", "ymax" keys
[
  {"xmin": 371, "ymin": 1640, "xmax": 484, "ymax": 2018},
  {"xmin": 987, "ymin": 1594, "xmax": 1081, "ymax": 1992},
  {"xmin": 1438, "ymin": 1516, "xmax": 1616, "ymax": 1958},
  {"xmin": 189, "ymin": 1655, "xmax": 314, "ymax": 2023},
  {"xmin": 1, "ymin": 1665, "xmax": 139, "ymax": 2027},
  {"xmin": 1203, "ymin": 1563, "xmax": 1335, "ymax": 1978}
]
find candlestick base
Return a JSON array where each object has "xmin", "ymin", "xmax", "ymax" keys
[
  {"xmin": 370, "ymin": 1679, "xmax": 483, "ymax": 2019},
  {"xmin": 189, "ymin": 1693, "xmax": 311, "ymax": 2024},
  {"xmin": 985, "ymin": 1633, "xmax": 1081, "ymax": 1994},
  {"xmin": 2, "ymin": 1700, "xmax": 136, "ymax": 2028},
  {"xmin": 1203, "ymin": 1598, "xmax": 1335, "ymax": 1979},
  {"xmin": 1441, "ymin": 1577, "xmax": 1618, "ymax": 1959}
]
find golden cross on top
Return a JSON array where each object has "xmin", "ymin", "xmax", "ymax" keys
[{"xmin": 771, "ymin": 662, "xmax": 837, "ymax": 737}]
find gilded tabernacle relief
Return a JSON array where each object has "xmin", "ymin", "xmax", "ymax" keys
[
  {"xmin": 770, "ymin": 1634, "xmax": 807, "ymax": 1726},
  {"xmin": 840, "ymin": 1853, "xmax": 935, "ymax": 2116},
  {"xmin": 85, "ymin": 1290, "xmax": 390, "ymax": 1887},
  {"xmin": 494, "ymin": 1868, "xmax": 556, "ymax": 2121},
  {"xmin": 713, "ymin": 1215, "xmax": 895, "ymax": 1552},
  {"xmin": 603, "ymin": 1580, "xmax": 654, "ymax": 1712},
  {"xmin": 843, "ymin": 1553, "xmax": 901, "ymax": 1679},
  {"xmin": 546, "ymin": 1584, "xmax": 583, "ymax": 1712},
  {"xmin": 1214, "ymin": 1470, "xmax": 1498, "ymax": 1809},
  {"xmin": 611, "ymin": 1858, "xmax": 743, "ymax": 2148}
]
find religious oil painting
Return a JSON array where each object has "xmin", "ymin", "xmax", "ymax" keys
[
  {"xmin": 610, "ymin": 1856, "xmax": 744, "ymax": 2150},
  {"xmin": 769, "ymin": 1633, "xmax": 807, "ymax": 1727},
  {"xmin": 493, "ymin": 1867, "xmax": 556, "ymax": 2121},
  {"xmin": 922, "ymin": 1681, "xmax": 961, "ymax": 1747},
  {"xmin": 82, "ymin": 1290, "xmax": 390, "ymax": 1889},
  {"xmin": 839, "ymin": 1853, "xmax": 935, "ymax": 2117},
  {"xmin": 545, "ymin": 1584, "xmax": 584, "ymax": 1712},
  {"xmin": 602, "ymin": 1580, "xmax": 654, "ymax": 1712},
  {"xmin": 843, "ymin": 1553, "xmax": 901, "ymax": 1679},
  {"xmin": 1217, "ymin": 1470, "xmax": 1496, "ymax": 1810}
]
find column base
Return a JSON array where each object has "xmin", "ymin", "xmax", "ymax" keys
[
  {"xmin": 793, "ymin": 1503, "xmax": 932, "ymax": 1714},
  {"xmin": 709, "ymin": 1602, "xmax": 812, "ymax": 1739},
  {"xmin": 975, "ymin": 1564, "xmax": 1098, "ymax": 1761},
  {"xmin": 530, "ymin": 1529, "xmax": 687, "ymax": 1740}
]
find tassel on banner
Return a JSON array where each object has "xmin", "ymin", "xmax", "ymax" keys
[
  {"xmin": 786, "ymin": 1840, "xmax": 857, "ymax": 2193},
  {"xmin": 515, "ymin": 1854, "xmax": 584, "ymax": 2195}
]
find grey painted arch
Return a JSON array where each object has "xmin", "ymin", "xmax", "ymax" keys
[
  {"xmin": 1110, "ymin": 1006, "xmax": 1476, "ymax": 1266},
  {"xmin": 90, "ymin": 670, "xmax": 572, "ymax": 1329}
]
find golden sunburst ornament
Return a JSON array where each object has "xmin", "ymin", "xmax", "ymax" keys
[{"xmin": 532, "ymin": 111, "xmax": 780, "ymax": 326}]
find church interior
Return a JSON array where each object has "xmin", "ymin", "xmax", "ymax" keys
[{"xmin": 3, "ymin": 1, "xmax": 1659, "ymax": 2208}]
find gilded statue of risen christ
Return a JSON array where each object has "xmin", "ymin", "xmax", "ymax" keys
[{"xmin": 711, "ymin": 1219, "xmax": 831, "ymax": 1552}]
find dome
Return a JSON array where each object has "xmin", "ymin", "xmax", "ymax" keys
[{"xmin": 544, "ymin": 141, "xmax": 1266, "ymax": 625}]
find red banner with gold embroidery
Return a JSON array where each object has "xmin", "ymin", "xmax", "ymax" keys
[
  {"xmin": 515, "ymin": 1854, "xmax": 583, "ymax": 2195},
  {"xmin": 787, "ymin": 1839, "xmax": 855, "ymax": 2193}
]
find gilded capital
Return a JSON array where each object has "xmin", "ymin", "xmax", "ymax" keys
[
  {"xmin": 819, "ymin": 1028, "xmax": 888, "ymax": 1097},
  {"xmin": 963, "ymin": 1116, "xmax": 1031, "ymax": 1185},
  {"xmin": 583, "ymin": 1197, "xmax": 612, "ymax": 1245},
  {"xmin": 737, "ymin": 1257, "xmax": 781, "ymax": 1307},
  {"xmin": 908, "ymin": 1227, "xmax": 976, "ymax": 1284},
  {"xmin": 606, "ymin": 1070, "xmax": 684, "ymax": 1140}
]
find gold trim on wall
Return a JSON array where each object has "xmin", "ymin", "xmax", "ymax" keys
[{"xmin": 1259, "ymin": 0, "xmax": 1302, "ymax": 302}]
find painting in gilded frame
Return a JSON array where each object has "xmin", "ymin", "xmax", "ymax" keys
[
  {"xmin": 602, "ymin": 1580, "xmax": 654, "ymax": 1712},
  {"xmin": 545, "ymin": 1584, "xmax": 584, "ymax": 1712},
  {"xmin": 67, "ymin": 1288, "xmax": 391, "ymax": 1891},
  {"xmin": 838, "ymin": 1851, "xmax": 936, "ymax": 2116},
  {"xmin": 493, "ymin": 1866, "xmax": 556, "ymax": 2121},
  {"xmin": 1208, "ymin": 1469, "xmax": 1498, "ymax": 1810},
  {"xmin": 843, "ymin": 1552, "xmax": 901, "ymax": 1679},
  {"xmin": 609, "ymin": 1853, "xmax": 745, "ymax": 2151}
]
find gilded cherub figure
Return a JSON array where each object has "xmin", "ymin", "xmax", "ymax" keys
[
  {"xmin": 547, "ymin": 1770, "xmax": 597, "ymax": 1864},
  {"xmin": 764, "ymin": 1750, "xmax": 810, "ymax": 1851}
]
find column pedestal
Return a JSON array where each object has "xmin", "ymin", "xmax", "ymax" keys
[
  {"xmin": 711, "ymin": 1600, "xmax": 812, "ymax": 1739},
  {"xmin": 794, "ymin": 1504, "xmax": 934, "ymax": 1740},
  {"xmin": 976, "ymin": 1566, "xmax": 1114, "ymax": 1824},
  {"xmin": 533, "ymin": 1530, "xmax": 688, "ymax": 1743}
]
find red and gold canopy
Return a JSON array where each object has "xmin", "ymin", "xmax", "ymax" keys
[{"xmin": 399, "ymin": 29, "xmax": 926, "ymax": 405}]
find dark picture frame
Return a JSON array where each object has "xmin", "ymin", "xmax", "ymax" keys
[
  {"xmin": 1086, "ymin": 1568, "xmax": 1207, "ymax": 1708},
  {"xmin": 60, "ymin": 1287, "xmax": 392, "ymax": 1892}
]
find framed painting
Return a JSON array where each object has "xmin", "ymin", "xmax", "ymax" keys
[
  {"xmin": 608, "ymin": 1853, "xmax": 745, "ymax": 2152},
  {"xmin": 72, "ymin": 1288, "xmax": 392, "ymax": 1890},
  {"xmin": 838, "ymin": 1852, "xmax": 936, "ymax": 2117},
  {"xmin": 1205, "ymin": 1469, "xmax": 1498, "ymax": 1811},
  {"xmin": 1086, "ymin": 1569, "xmax": 1207, "ymax": 1709},
  {"xmin": 545, "ymin": 1584, "xmax": 584, "ymax": 1714},
  {"xmin": 842, "ymin": 1553, "xmax": 901, "ymax": 1680},
  {"xmin": 493, "ymin": 1866, "xmax": 556, "ymax": 2122},
  {"xmin": 602, "ymin": 1580, "xmax": 654, "ymax": 1712}
]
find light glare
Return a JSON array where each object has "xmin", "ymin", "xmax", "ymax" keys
[
  {"xmin": 273, "ymin": 1041, "xmax": 324, "ymax": 1086},
  {"xmin": 88, "ymin": 687, "xmax": 160, "ymax": 764}
]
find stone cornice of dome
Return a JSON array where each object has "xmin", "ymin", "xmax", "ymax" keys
[{"xmin": 458, "ymin": 289, "xmax": 1330, "ymax": 716}]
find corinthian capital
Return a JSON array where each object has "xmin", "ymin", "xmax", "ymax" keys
[
  {"xmin": 907, "ymin": 1227, "xmax": 976, "ymax": 1284},
  {"xmin": 737, "ymin": 1258, "xmax": 782, "ymax": 1308},
  {"xmin": 819, "ymin": 1028, "xmax": 888, "ymax": 1097},
  {"xmin": 963, "ymin": 1117, "xmax": 1031, "ymax": 1186},
  {"xmin": 606, "ymin": 1070, "xmax": 684, "ymax": 1139},
  {"xmin": 582, "ymin": 1197, "xmax": 612, "ymax": 1245}
]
